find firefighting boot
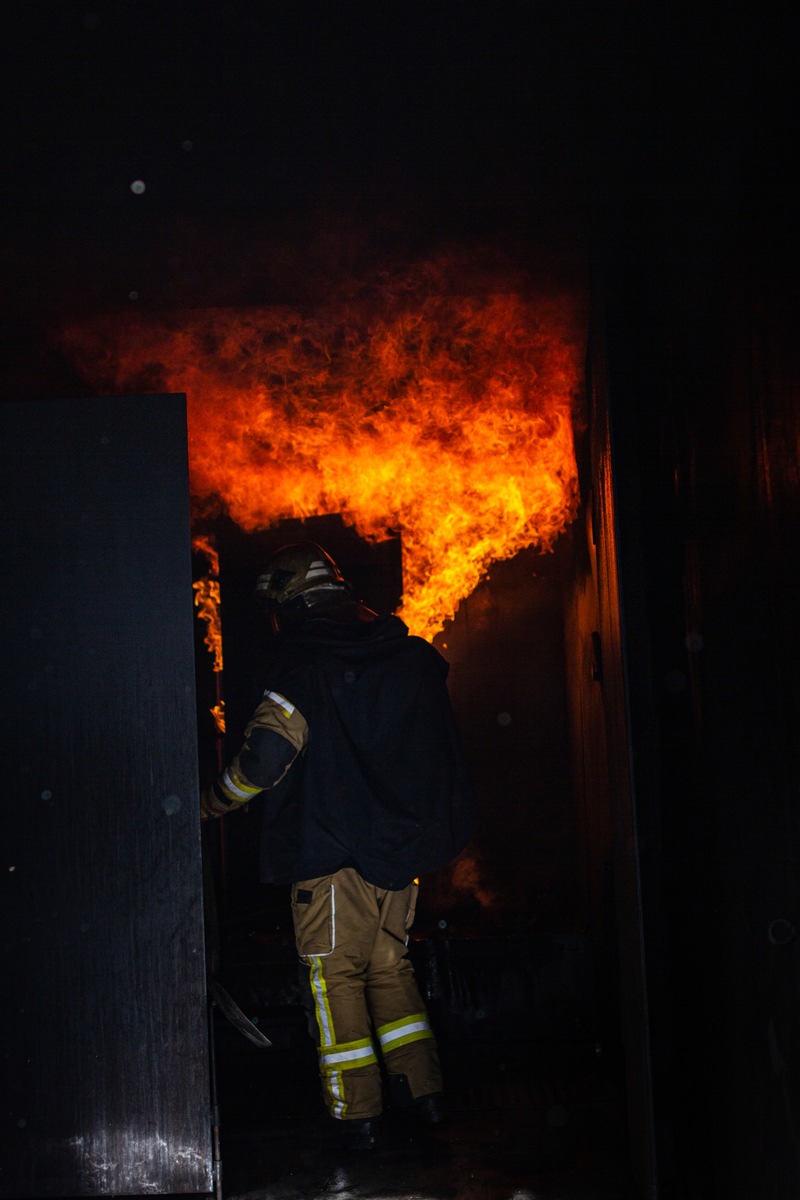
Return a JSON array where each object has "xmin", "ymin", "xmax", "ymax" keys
[
  {"xmin": 388, "ymin": 1072, "xmax": 445, "ymax": 1125},
  {"xmin": 311, "ymin": 1113, "xmax": 384, "ymax": 1152},
  {"xmin": 334, "ymin": 1115, "xmax": 384, "ymax": 1151},
  {"xmin": 326, "ymin": 1108, "xmax": 383, "ymax": 1147}
]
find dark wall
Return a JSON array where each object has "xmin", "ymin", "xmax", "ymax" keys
[
  {"xmin": 592, "ymin": 45, "xmax": 800, "ymax": 1196},
  {"xmin": 578, "ymin": 4, "xmax": 800, "ymax": 1191},
  {"xmin": 564, "ymin": 360, "xmax": 659, "ymax": 1196},
  {"xmin": 0, "ymin": 396, "xmax": 211, "ymax": 1197},
  {"xmin": 443, "ymin": 539, "xmax": 579, "ymax": 930}
]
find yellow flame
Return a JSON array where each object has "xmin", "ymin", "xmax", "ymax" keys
[
  {"xmin": 192, "ymin": 576, "xmax": 224, "ymax": 674},
  {"xmin": 62, "ymin": 258, "xmax": 584, "ymax": 641},
  {"xmin": 210, "ymin": 701, "xmax": 226, "ymax": 735}
]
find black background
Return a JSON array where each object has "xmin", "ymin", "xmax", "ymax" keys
[{"xmin": 2, "ymin": 0, "xmax": 794, "ymax": 380}]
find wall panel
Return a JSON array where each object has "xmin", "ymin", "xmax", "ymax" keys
[{"xmin": 0, "ymin": 395, "xmax": 211, "ymax": 1197}]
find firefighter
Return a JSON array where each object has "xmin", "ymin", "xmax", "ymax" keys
[{"xmin": 201, "ymin": 541, "xmax": 475, "ymax": 1149}]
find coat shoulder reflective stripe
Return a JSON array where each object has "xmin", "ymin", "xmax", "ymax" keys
[{"xmin": 264, "ymin": 689, "xmax": 296, "ymax": 717}]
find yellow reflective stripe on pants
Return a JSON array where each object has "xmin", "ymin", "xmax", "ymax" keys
[
  {"xmin": 319, "ymin": 1036, "xmax": 377, "ymax": 1071},
  {"xmin": 294, "ymin": 870, "xmax": 442, "ymax": 1119},
  {"xmin": 309, "ymin": 956, "xmax": 378, "ymax": 1119},
  {"xmin": 308, "ymin": 955, "xmax": 336, "ymax": 1048},
  {"xmin": 376, "ymin": 1012, "xmax": 434, "ymax": 1053},
  {"xmin": 327, "ymin": 1070, "xmax": 346, "ymax": 1118}
]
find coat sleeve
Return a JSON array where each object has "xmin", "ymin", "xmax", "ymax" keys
[{"xmin": 202, "ymin": 688, "xmax": 308, "ymax": 817}]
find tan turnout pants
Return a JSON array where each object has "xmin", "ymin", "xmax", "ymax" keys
[{"xmin": 291, "ymin": 867, "xmax": 442, "ymax": 1121}]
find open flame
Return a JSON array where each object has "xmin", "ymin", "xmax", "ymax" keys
[
  {"xmin": 191, "ymin": 533, "xmax": 225, "ymax": 734},
  {"xmin": 61, "ymin": 257, "xmax": 584, "ymax": 641}
]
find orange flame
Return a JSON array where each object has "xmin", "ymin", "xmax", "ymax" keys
[
  {"xmin": 209, "ymin": 702, "xmax": 226, "ymax": 735},
  {"xmin": 192, "ymin": 532, "xmax": 220, "ymax": 579},
  {"xmin": 62, "ymin": 259, "xmax": 584, "ymax": 640},
  {"xmin": 193, "ymin": 575, "xmax": 224, "ymax": 672},
  {"xmin": 192, "ymin": 534, "xmax": 225, "ymax": 733}
]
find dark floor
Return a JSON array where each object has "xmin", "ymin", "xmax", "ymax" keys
[
  {"xmin": 215, "ymin": 1029, "xmax": 634, "ymax": 1199},
  {"xmin": 209, "ymin": 906, "xmax": 635, "ymax": 1199}
]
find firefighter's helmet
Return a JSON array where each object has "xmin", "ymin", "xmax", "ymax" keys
[{"xmin": 255, "ymin": 542, "xmax": 349, "ymax": 621}]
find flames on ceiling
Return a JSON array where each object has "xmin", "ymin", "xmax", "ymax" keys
[
  {"xmin": 61, "ymin": 252, "xmax": 586, "ymax": 650},
  {"xmin": 61, "ymin": 252, "xmax": 587, "ymax": 917}
]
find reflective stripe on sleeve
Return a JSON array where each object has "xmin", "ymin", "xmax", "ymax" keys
[{"xmin": 220, "ymin": 766, "xmax": 263, "ymax": 801}]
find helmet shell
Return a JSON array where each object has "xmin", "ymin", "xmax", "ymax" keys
[{"xmin": 255, "ymin": 542, "xmax": 348, "ymax": 611}]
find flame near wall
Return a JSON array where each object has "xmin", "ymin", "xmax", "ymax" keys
[{"xmin": 61, "ymin": 255, "xmax": 585, "ymax": 641}]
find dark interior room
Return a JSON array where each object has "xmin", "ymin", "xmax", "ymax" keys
[{"xmin": 1, "ymin": 4, "xmax": 799, "ymax": 1199}]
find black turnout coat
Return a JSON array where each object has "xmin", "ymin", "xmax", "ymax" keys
[{"xmin": 252, "ymin": 611, "xmax": 476, "ymax": 890}]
